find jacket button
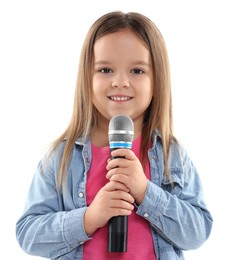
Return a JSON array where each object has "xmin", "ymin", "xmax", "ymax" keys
[
  {"xmin": 79, "ymin": 192, "xmax": 84, "ymax": 198},
  {"xmin": 144, "ymin": 213, "xmax": 149, "ymax": 218}
]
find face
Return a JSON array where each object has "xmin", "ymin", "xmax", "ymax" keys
[{"xmin": 92, "ymin": 29, "xmax": 153, "ymax": 129}]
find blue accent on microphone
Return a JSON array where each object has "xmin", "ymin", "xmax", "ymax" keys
[{"xmin": 109, "ymin": 142, "xmax": 132, "ymax": 149}]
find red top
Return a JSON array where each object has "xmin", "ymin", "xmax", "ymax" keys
[{"xmin": 83, "ymin": 136, "xmax": 156, "ymax": 259}]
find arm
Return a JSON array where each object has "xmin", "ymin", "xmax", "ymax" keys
[
  {"xmin": 138, "ymin": 149, "xmax": 213, "ymax": 250},
  {"xmin": 16, "ymin": 153, "xmax": 135, "ymax": 259},
  {"xmin": 106, "ymin": 147, "xmax": 213, "ymax": 250},
  {"xmin": 16, "ymin": 159, "xmax": 89, "ymax": 259}
]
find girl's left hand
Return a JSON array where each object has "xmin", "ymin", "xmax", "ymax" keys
[{"xmin": 106, "ymin": 149, "xmax": 148, "ymax": 204}]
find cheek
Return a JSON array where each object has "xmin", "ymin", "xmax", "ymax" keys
[
  {"xmin": 92, "ymin": 81, "xmax": 102, "ymax": 99},
  {"xmin": 144, "ymin": 95, "xmax": 153, "ymax": 109},
  {"xmin": 140, "ymin": 84, "xmax": 153, "ymax": 102},
  {"xmin": 92, "ymin": 82, "xmax": 106, "ymax": 108},
  {"xmin": 92, "ymin": 75, "xmax": 107, "ymax": 94},
  {"xmin": 141, "ymin": 88, "xmax": 153, "ymax": 110}
]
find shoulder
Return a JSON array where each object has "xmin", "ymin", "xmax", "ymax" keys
[
  {"xmin": 152, "ymin": 132, "xmax": 187, "ymax": 162},
  {"xmin": 167, "ymin": 140, "xmax": 200, "ymax": 190},
  {"xmin": 47, "ymin": 141, "xmax": 66, "ymax": 161},
  {"xmin": 169, "ymin": 139, "xmax": 192, "ymax": 169},
  {"xmin": 45, "ymin": 137, "xmax": 91, "ymax": 166},
  {"xmin": 46, "ymin": 137, "xmax": 88, "ymax": 161},
  {"xmin": 38, "ymin": 141, "xmax": 67, "ymax": 174},
  {"xmin": 169, "ymin": 140, "xmax": 186, "ymax": 161}
]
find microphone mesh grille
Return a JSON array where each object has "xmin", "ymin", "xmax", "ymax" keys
[{"xmin": 108, "ymin": 115, "xmax": 134, "ymax": 143}]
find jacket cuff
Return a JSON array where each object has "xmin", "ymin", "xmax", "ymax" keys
[
  {"xmin": 136, "ymin": 181, "xmax": 166, "ymax": 221},
  {"xmin": 63, "ymin": 207, "xmax": 91, "ymax": 248}
]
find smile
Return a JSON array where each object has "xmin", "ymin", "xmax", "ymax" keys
[{"xmin": 109, "ymin": 96, "xmax": 132, "ymax": 101}]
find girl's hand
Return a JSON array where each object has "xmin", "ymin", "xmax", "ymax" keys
[
  {"xmin": 106, "ymin": 149, "xmax": 148, "ymax": 205},
  {"xmin": 84, "ymin": 180, "xmax": 134, "ymax": 235}
]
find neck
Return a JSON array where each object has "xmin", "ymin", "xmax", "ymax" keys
[
  {"xmin": 132, "ymin": 116, "xmax": 143, "ymax": 140},
  {"xmin": 90, "ymin": 120, "xmax": 109, "ymax": 147}
]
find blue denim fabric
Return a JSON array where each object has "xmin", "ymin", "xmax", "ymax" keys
[{"xmin": 16, "ymin": 131, "xmax": 213, "ymax": 259}]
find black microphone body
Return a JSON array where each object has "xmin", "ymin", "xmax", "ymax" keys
[{"xmin": 108, "ymin": 115, "xmax": 134, "ymax": 253}]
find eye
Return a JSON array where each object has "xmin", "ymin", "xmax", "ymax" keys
[
  {"xmin": 131, "ymin": 68, "xmax": 144, "ymax": 74},
  {"xmin": 99, "ymin": 68, "xmax": 112, "ymax": 73}
]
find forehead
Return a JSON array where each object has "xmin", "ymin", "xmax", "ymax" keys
[
  {"xmin": 93, "ymin": 29, "xmax": 150, "ymax": 61},
  {"xmin": 95, "ymin": 29, "xmax": 145, "ymax": 47}
]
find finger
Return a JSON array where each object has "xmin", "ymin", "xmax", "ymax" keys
[
  {"xmin": 107, "ymin": 158, "xmax": 111, "ymax": 163},
  {"xmin": 110, "ymin": 149, "xmax": 136, "ymax": 160},
  {"xmin": 106, "ymin": 166, "xmax": 129, "ymax": 180},
  {"xmin": 110, "ymin": 199, "xmax": 134, "ymax": 211},
  {"xmin": 106, "ymin": 157, "xmax": 129, "ymax": 171},
  {"xmin": 110, "ymin": 208, "xmax": 133, "ymax": 217},
  {"xmin": 110, "ymin": 189, "xmax": 134, "ymax": 204},
  {"xmin": 104, "ymin": 180, "xmax": 129, "ymax": 192},
  {"xmin": 109, "ymin": 173, "xmax": 129, "ymax": 186}
]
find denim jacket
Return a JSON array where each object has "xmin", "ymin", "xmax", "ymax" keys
[{"xmin": 16, "ymin": 132, "xmax": 213, "ymax": 259}]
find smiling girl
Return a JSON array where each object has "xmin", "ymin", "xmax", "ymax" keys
[{"xmin": 16, "ymin": 11, "xmax": 213, "ymax": 260}]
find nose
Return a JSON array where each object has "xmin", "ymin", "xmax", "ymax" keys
[{"xmin": 111, "ymin": 73, "xmax": 130, "ymax": 88}]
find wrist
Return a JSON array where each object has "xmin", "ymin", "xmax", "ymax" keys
[
  {"xmin": 84, "ymin": 207, "xmax": 98, "ymax": 236},
  {"xmin": 135, "ymin": 180, "xmax": 148, "ymax": 205}
]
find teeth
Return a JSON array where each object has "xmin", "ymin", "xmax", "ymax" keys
[{"xmin": 110, "ymin": 96, "xmax": 130, "ymax": 101}]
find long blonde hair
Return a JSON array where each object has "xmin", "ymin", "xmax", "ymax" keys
[{"xmin": 50, "ymin": 11, "xmax": 175, "ymax": 188}]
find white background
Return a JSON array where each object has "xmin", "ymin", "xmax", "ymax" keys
[{"xmin": 0, "ymin": 0, "xmax": 227, "ymax": 259}]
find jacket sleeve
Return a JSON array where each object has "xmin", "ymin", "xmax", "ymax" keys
[
  {"xmin": 16, "ymin": 154, "xmax": 90, "ymax": 259},
  {"xmin": 136, "ymin": 143, "xmax": 213, "ymax": 250}
]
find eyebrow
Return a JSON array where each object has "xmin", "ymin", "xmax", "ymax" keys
[
  {"xmin": 94, "ymin": 60, "xmax": 151, "ymax": 67},
  {"xmin": 94, "ymin": 61, "xmax": 111, "ymax": 66},
  {"xmin": 134, "ymin": 61, "xmax": 151, "ymax": 67}
]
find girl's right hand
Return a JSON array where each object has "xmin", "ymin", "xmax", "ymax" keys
[{"xmin": 84, "ymin": 181, "xmax": 134, "ymax": 236}]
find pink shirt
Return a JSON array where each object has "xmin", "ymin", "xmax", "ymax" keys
[{"xmin": 83, "ymin": 136, "xmax": 156, "ymax": 259}]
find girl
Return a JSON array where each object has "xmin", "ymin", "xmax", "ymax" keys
[{"xmin": 16, "ymin": 11, "xmax": 213, "ymax": 259}]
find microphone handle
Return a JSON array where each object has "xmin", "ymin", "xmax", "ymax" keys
[
  {"xmin": 108, "ymin": 150, "xmax": 128, "ymax": 252},
  {"xmin": 108, "ymin": 215, "xmax": 128, "ymax": 252}
]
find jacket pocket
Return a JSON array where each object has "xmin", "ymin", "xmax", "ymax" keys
[{"xmin": 161, "ymin": 168, "xmax": 184, "ymax": 196}]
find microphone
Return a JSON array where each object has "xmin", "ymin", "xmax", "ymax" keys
[{"xmin": 108, "ymin": 114, "xmax": 134, "ymax": 252}]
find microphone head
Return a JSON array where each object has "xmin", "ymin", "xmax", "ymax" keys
[{"xmin": 108, "ymin": 115, "xmax": 134, "ymax": 149}]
